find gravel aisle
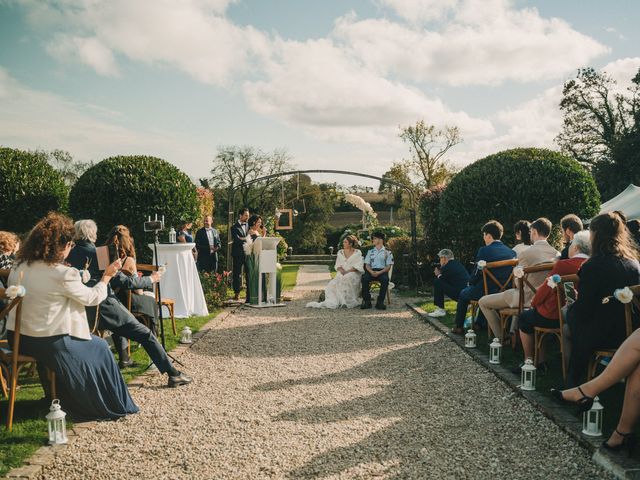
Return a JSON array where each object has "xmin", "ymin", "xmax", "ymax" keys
[{"xmin": 41, "ymin": 288, "xmax": 610, "ymax": 479}]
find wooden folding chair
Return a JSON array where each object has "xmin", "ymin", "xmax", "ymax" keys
[
  {"xmin": 533, "ymin": 273, "xmax": 579, "ymax": 382},
  {"xmin": 0, "ymin": 288, "xmax": 56, "ymax": 430},
  {"xmin": 370, "ymin": 265, "xmax": 393, "ymax": 306},
  {"xmin": 136, "ymin": 264, "xmax": 177, "ymax": 335},
  {"xmin": 586, "ymin": 285, "xmax": 640, "ymax": 381},
  {"xmin": 481, "ymin": 258, "xmax": 518, "ymax": 338}
]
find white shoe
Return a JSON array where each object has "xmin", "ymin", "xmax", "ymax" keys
[{"xmin": 428, "ymin": 308, "xmax": 447, "ymax": 318}]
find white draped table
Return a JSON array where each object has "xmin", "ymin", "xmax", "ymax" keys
[{"xmin": 149, "ymin": 243, "xmax": 208, "ymax": 318}]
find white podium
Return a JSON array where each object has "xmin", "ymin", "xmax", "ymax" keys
[
  {"xmin": 149, "ymin": 243, "xmax": 208, "ymax": 318},
  {"xmin": 251, "ymin": 237, "xmax": 284, "ymax": 308}
]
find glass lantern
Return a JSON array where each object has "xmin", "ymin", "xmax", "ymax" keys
[
  {"xmin": 520, "ymin": 358, "xmax": 537, "ymax": 391},
  {"xmin": 464, "ymin": 329, "xmax": 476, "ymax": 348},
  {"xmin": 168, "ymin": 227, "xmax": 177, "ymax": 244},
  {"xmin": 489, "ymin": 338, "xmax": 502, "ymax": 364},
  {"xmin": 180, "ymin": 326, "xmax": 192, "ymax": 344},
  {"xmin": 329, "ymin": 246, "xmax": 334, "ymax": 255},
  {"xmin": 582, "ymin": 396, "xmax": 604, "ymax": 437},
  {"xmin": 46, "ymin": 399, "xmax": 68, "ymax": 445}
]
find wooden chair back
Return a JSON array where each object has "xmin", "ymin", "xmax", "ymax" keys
[
  {"xmin": 555, "ymin": 274, "xmax": 579, "ymax": 334},
  {"xmin": 482, "ymin": 259, "xmax": 518, "ymax": 295},
  {"xmin": 518, "ymin": 262, "xmax": 555, "ymax": 311},
  {"xmin": 0, "ymin": 269, "xmax": 9, "ymax": 284}
]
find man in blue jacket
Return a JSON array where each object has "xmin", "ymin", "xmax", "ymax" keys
[
  {"xmin": 451, "ymin": 220, "xmax": 516, "ymax": 334},
  {"xmin": 428, "ymin": 248, "xmax": 469, "ymax": 318}
]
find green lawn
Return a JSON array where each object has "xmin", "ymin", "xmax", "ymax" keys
[
  {"xmin": 0, "ymin": 312, "xmax": 219, "ymax": 476},
  {"xmin": 417, "ymin": 298, "xmax": 628, "ymax": 446},
  {"xmin": 280, "ymin": 265, "xmax": 299, "ymax": 292}
]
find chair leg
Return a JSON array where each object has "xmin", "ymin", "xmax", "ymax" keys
[
  {"xmin": 49, "ymin": 370, "xmax": 57, "ymax": 400},
  {"xmin": 7, "ymin": 364, "xmax": 22, "ymax": 431},
  {"xmin": 0, "ymin": 365, "xmax": 8, "ymax": 399},
  {"xmin": 558, "ymin": 333, "xmax": 567, "ymax": 383},
  {"xmin": 170, "ymin": 305, "xmax": 177, "ymax": 335},
  {"xmin": 587, "ymin": 357, "xmax": 596, "ymax": 382},
  {"xmin": 534, "ymin": 330, "xmax": 540, "ymax": 365}
]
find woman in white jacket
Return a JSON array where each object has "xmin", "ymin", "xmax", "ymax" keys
[
  {"xmin": 307, "ymin": 235, "xmax": 364, "ymax": 309},
  {"xmin": 6, "ymin": 212, "xmax": 136, "ymax": 420}
]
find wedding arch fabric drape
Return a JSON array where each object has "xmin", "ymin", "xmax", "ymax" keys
[{"xmin": 307, "ymin": 250, "xmax": 364, "ymax": 309}]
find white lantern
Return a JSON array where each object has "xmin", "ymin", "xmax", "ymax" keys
[
  {"xmin": 520, "ymin": 358, "xmax": 537, "ymax": 391},
  {"xmin": 489, "ymin": 338, "xmax": 502, "ymax": 364},
  {"xmin": 168, "ymin": 227, "xmax": 177, "ymax": 244},
  {"xmin": 46, "ymin": 399, "xmax": 68, "ymax": 445},
  {"xmin": 464, "ymin": 329, "xmax": 476, "ymax": 348},
  {"xmin": 582, "ymin": 396, "xmax": 604, "ymax": 437},
  {"xmin": 329, "ymin": 246, "xmax": 334, "ymax": 255},
  {"xmin": 180, "ymin": 326, "xmax": 192, "ymax": 344}
]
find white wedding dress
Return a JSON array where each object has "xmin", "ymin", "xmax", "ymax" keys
[{"xmin": 306, "ymin": 249, "xmax": 364, "ymax": 309}]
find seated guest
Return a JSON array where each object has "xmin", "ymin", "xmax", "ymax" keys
[
  {"xmin": 452, "ymin": 221, "xmax": 516, "ymax": 334},
  {"xmin": 105, "ymin": 225, "xmax": 157, "ymax": 326},
  {"xmin": 361, "ymin": 231, "xmax": 394, "ymax": 310},
  {"xmin": 516, "ymin": 230, "xmax": 590, "ymax": 373},
  {"xmin": 565, "ymin": 211, "xmax": 640, "ymax": 387},
  {"xmin": 512, "ymin": 220, "xmax": 532, "ymax": 255},
  {"xmin": 428, "ymin": 249, "xmax": 469, "ymax": 318},
  {"xmin": 560, "ymin": 214, "xmax": 583, "ymax": 260},
  {"xmin": 0, "ymin": 230, "xmax": 20, "ymax": 270},
  {"xmin": 195, "ymin": 215, "xmax": 221, "ymax": 273},
  {"xmin": 6, "ymin": 212, "xmax": 136, "ymax": 420},
  {"xmin": 552, "ymin": 324, "xmax": 640, "ymax": 453},
  {"xmin": 479, "ymin": 217, "xmax": 558, "ymax": 342},
  {"xmin": 67, "ymin": 220, "xmax": 192, "ymax": 387},
  {"xmin": 627, "ymin": 219, "xmax": 640, "ymax": 247}
]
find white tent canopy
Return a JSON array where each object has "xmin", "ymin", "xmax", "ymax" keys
[{"xmin": 599, "ymin": 184, "xmax": 640, "ymax": 219}]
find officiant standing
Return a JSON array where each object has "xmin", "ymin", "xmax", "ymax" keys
[
  {"xmin": 230, "ymin": 208, "xmax": 250, "ymax": 301},
  {"xmin": 195, "ymin": 215, "xmax": 221, "ymax": 274}
]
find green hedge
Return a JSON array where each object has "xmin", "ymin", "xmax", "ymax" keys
[
  {"xmin": 0, "ymin": 147, "xmax": 69, "ymax": 233},
  {"xmin": 439, "ymin": 148, "xmax": 600, "ymax": 262},
  {"xmin": 69, "ymin": 156, "xmax": 199, "ymax": 261}
]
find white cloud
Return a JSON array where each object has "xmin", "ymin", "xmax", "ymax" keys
[
  {"xmin": 602, "ymin": 57, "xmax": 640, "ymax": 90},
  {"xmin": 47, "ymin": 35, "xmax": 120, "ymax": 76},
  {"xmin": 244, "ymin": 37, "xmax": 494, "ymax": 144},
  {"xmin": 378, "ymin": 0, "xmax": 459, "ymax": 22},
  {"xmin": 337, "ymin": 0, "xmax": 609, "ymax": 86},
  {"xmin": 0, "ymin": 67, "xmax": 212, "ymax": 177}
]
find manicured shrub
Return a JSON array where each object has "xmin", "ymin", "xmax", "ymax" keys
[
  {"xmin": 0, "ymin": 147, "xmax": 69, "ymax": 233},
  {"xmin": 439, "ymin": 148, "xmax": 600, "ymax": 262},
  {"xmin": 419, "ymin": 184, "xmax": 448, "ymax": 259},
  {"xmin": 69, "ymin": 156, "xmax": 199, "ymax": 260}
]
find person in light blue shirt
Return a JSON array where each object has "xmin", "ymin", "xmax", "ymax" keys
[{"xmin": 361, "ymin": 231, "xmax": 394, "ymax": 310}]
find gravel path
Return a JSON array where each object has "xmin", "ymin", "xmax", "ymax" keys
[{"xmin": 41, "ymin": 285, "xmax": 610, "ymax": 479}]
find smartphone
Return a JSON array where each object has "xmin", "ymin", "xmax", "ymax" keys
[{"xmin": 564, "ymin": 281, "xmax": 577, "ymax": 305}]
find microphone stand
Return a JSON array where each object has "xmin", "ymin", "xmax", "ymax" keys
[{"xmin": 149, "ymin": 228, "xmax": 184, "ymax": 368}]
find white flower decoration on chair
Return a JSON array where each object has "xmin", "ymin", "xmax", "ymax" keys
[
  {"xmin": 5, "ymin": 285, "xmax": 26, "ymax": 300},
  {"xmin": 477, "ymin": 260, "xmax": 487, "ymax": 270},
  {"xmin": 546, "ymin": 274, "xmax": 561, "ymax": 289},
  {"xmin": 158, "ymin": 263, "xmax": 167, "ymax": 275},
  {"xmin": 603, "ymin": 287, "xmax": 634, "ymax": 304},
  {"xmin": 513, "ymin": 266, "xmax": 524, "ymax": 278}
]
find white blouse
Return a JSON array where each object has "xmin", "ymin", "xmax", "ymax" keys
[
  {"xmin": 335, "ymin": 249, "xmax": 365, "ymax": 274},
  {"xmin": 7, "ymin": 262, "xmax": 107, "ymax": 340}
]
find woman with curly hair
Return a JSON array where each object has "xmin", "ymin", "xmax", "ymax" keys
[
  {"xmin": 0, "ymin": 230, "xmax": 20, "ymax": 270},
  {"xmin": 6, "ymin": 212, "xmax": 137, "ymax": 420}
]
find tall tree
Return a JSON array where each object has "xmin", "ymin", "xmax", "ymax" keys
[
  {"xmin": 399, "ymin": 120, "xmax": 461, "ymax": 189},
  {"xmin": 556, "ymin": 67, "xmax": 640, "ymax": 200},
  {"xmin": 378, "ymin": 161, "xmax": 413, "ymax": 195},
  {"xmin": 35, "ymin": 149, "xmax": 92, "ymax": 186},
  {"xmin": 208, "ymin": 145, "xmax": 293, "ymax": 217}
]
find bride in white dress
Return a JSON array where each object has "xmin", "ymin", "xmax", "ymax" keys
[{"xmin": 307, "ymin": 235, "xmax": 364, "ymax": 309}]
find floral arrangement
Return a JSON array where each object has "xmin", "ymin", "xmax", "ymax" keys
[
  {"xmin": 344, "ymin": 194, "xmax": 377, "ymax": 217},
  {"xmin": 602, "ymin": 286, "xmax": 634, "ymax": 304},
  {"xmin": 513, "ymin": 266, "xmax": 524, "ymax": 279},
  {"xmin": 199, "ymin": 270, "xmax": 230, "ymax": 309},
  {"xmin": 5, "ymin": 285, "xmax": 26, "ymax": 300},
  {"xmin": 546, "ymin": 274, "xmax": 562, "ymax": 289},
  {"xmin": 476, "ymin": 260, "xmax": 487, "ymax": 270}
]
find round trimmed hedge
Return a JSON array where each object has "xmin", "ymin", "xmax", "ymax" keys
[
  {"xmin": 69, "ymin": 156, "xmax": 199, "ymax": 258},
  {"xmin": 0, "ymin": 147, "xmax": 69, "ymax": 233},
  {"xmin": 438, "ymin": 148, "xmax": 600, "ymax": 261}
]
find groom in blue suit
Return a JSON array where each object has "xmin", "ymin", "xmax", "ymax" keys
[{"xmin": 451, "ymin": 220, "xmax": 516, "ymax": 334}]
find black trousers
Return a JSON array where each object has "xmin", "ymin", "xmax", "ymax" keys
[
  {"xmin": 197, "ymin": 253, "xmax": 217, "ymax": 274},
  {"xmin": 362, "ymin": 269, "xmax": 389, "ymax": 305},
  {"xmin": 232, "ymin": 254, "xmax": 245, "ymax": 296},
  {"xmin": 433, "ymin": 277, "xmax": 465, "ymax": 308},
  {"xmin": 109, "ymin": 312, "xmax": 174, "ymax": 375}
]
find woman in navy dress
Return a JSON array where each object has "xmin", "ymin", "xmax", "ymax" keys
[{"xmin": 6, "ymin": 212, "xmax": 138, "ymax": 420}]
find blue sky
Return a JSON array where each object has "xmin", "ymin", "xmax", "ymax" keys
[{"xmin": 1, "ymin": 0, "xmax": 639, "ymax": 186}]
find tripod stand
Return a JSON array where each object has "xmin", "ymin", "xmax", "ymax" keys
[{"xmin": 148, "ymin": 228, "xmax": 184, "ymax": 368}]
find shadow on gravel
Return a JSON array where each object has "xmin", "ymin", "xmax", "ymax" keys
[{"xmin": 196, "ymin": 307, "xmax": 430, "ymax": 358}]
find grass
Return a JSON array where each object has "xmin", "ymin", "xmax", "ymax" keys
[
  {"xmin": 225, "ymin": 264, "xmax": 300, "ymax": 299},
  {"xmin": 0, "ymin": 311, "xmax": 219, "ymax": 476},
  {"xmin": 417, "ymin": 297, "xmax": 628, "ymax": 447}
]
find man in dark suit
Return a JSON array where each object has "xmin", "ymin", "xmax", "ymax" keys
[
  {"xmin": 559, "ymin": 214, "xmax": 583, "ymax": 259},
  {"xmin": 66, "ymin": 219, "xmax": 192, "ymax": 388},
  {"xmin": 230, "ymin": 208, "xmax": 250, "ymax": 301},
  {"xmin": 195, "ymin": 215, "xmax": 221, "ymax": 273},
  {"xmin": 428, "ymin": 248, "xmax": 470, "ymax": 318},
  {"xmin": 451, "ymin": 220, "xmax": 517, "ymax": 334}
]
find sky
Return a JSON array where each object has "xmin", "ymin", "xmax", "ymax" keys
[{"xmin": 1, "ymin": 0, "xmax": 639, "ymax": 187}]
